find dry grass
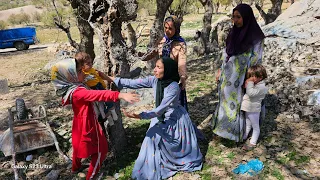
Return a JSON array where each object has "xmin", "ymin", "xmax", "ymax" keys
[{"xmin": 37, "ymin": 26, "xmax": 80, "ymax": 44}]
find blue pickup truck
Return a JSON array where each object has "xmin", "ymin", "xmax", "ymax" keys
[{"xmin": 0, "ymin": 27, "xmax": 38, "ymax": 51}]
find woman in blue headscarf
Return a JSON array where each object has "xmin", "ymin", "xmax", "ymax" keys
[
  {"xmin": 141, "ymin": 15, "xmax": 189, "ymax": 111},
  {"xmin": 212, "ymin": 4, "xmax": 265, "ymax": 142}
]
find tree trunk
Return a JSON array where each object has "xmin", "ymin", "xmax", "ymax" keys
[
  {"xmin": 214, "ymin": 2, "xmax": 220, "ymax": 14},
  {"xmin": 86, "ymin": 0, "xmax": 138, "ymax": 155},
  {"xmin": 147, "ymin": 0, "xmax": 174, "ymax": 70},
  {"xmin": 255, "ymin": 0, "xmax": 283, "ymax": 25},
  {"xmin": 69, "ymin": 0, "xmax": 95, "ymax": 59},
  {"xmin": 199, "ymin": 0, "xmax": 213, "ymax": 55},
  {"xmin": 256, "ymin": 0, "xmax": 283, "ymax": 24}
]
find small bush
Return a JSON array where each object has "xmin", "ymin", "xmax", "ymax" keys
[
  {"xmin": 0, "ymin": 20, "xmax": 7, "ymax": 30},
  {"xmin": 32, "ymin": 11, "xmax": 42, "ymax": 22},
  {"xmin": 8, "ymin": 12, "xmax": 31, "ymax": 25}
]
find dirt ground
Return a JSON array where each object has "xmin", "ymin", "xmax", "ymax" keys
[{"xmin": 0, "ymin": 44, "xmax": 319, "ymax": 180}]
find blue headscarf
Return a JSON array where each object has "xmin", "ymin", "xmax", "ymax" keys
[{"xmin": 162, "ymin": 15, "xmax": 186, "ymax": 58}]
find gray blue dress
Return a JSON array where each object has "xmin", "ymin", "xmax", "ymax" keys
[{"xmin": 114, "ymin": 76, "xmax": 203, "ymax": 180}]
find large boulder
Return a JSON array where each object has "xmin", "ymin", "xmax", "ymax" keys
[{"xmin": 261, "ymin": 0, "xmax": 320, "ymax": 120}]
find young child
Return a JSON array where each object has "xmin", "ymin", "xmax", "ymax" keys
[
  {"xmin": 241, "ymin": 64, "xmax": 268, "ymax": 150},
  {"xmin": 51, "ymin": 58, "xmax": 139, "ymax": 180},
  {"xmin": 75, "ymin": 52, "xmax": 118, "ymax": 127}
]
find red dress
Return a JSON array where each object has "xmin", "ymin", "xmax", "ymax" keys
[{"xmin": 68, "ymin": 87, "xmax": 119, "ymax": 158}]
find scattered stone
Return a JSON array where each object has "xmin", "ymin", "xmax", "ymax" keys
[
  {"xmin": 18, "ymin": 161, "xmax": 26, "ymax": 166},
  {"xmin": 1, "ymin": 162, "xmax": 11, "ymax": 169},
  {"xmin": 38, "ymin": 156, "xmax": 47, "ymax": 164},
  {"xmin": 242, "ymin": 155, "xmax": 250, "ymax": 161},
  {"xmin": 78, "ymin": 172, "xmax": 86, "ymax": 179},
  {"xmin": 0, "ymin": 79, "xmax": 9, "ymax": 94},
  {"xmin": 260, "ymin": 156, "xmax": 267, "ymax": 162},
  {"xmin": 57, "ymin": 129, "xmax": 67, "ymax": 136},
  {"xmin": 293, "ymin": 114, "xmax": 300, "ymax": 122},
  {"xmin": 45, "ymin": 170, "xmax": 61, "ymax": 180}
]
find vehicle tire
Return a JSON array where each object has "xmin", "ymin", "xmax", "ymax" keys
[
  {"xmin": 16, "ymin": 98, "xmax": 28, "ymax": 120},
  {"xmin": 24, "ymin": 45, "xmax": 30, "ymax": 50},
  {"xmin": 14, "ymin": 42, "xmax": 26, "ymax": 51}
]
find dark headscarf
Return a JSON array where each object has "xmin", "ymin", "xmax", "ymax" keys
[
  {"xmin": 155, "ymin": 57, "xmax": 180, "ymax": 122},
  {"xmin": 226, "ymin": 4, "xmax": 265, "ymax": 57},
  {"xmin": 162, "ymin": 15, "xmax": 185, "ymax": 57}
]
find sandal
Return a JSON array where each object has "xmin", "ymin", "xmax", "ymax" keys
[{"xmin": 242, "ymin": 143, "xmax": 255, "ymax": 151}]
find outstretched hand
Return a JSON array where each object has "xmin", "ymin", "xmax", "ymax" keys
[
  {"xmin": 118, "ymin": 92, "xmax": 140, "ymax": 104},
  {"xmin": 123, "ymin": 109, "xmax": 140, "ymax": 119}
]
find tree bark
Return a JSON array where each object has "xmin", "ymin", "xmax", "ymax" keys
[
  {"xmin": 214, "ymin": 2, "xmax": 220, "ymax": 14},
  {"xmin": 86, "ymin": 0, "xmax": 138, "ymax": 155},
  {"xmin": 125, "ymin": 22, "xmax": 137, "ymax": 50},
  {"xmin": 199, "ymin": 0, "xmax": 213, "ymax": 55},
  {"xmin": 147, "ymin": 0, "xmax": 174, "ymax": 70},
  {"xmin": 255, "ymin": 0, "xmax": 283, "ymax": 25},
  {"xmin": 68, "ymin": 0, "xmax": 95, "ymax": 59}
]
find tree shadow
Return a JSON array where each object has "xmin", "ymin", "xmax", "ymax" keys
[{"xmin": 101, "ymin": 121, "xmax": 150, "ymax": 176}]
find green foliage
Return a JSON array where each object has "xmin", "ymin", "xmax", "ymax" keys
[
  {"xmin": 137, "ymin": 0, "xmax": 157, "ymax": 15},
  {"xmin": 169, "ymin": 0, "xmax": 203, "ymax": 16},
  {"xmin": 41, "ymin": 7, "xmax": 73, "ymax": 28},
  {"xmin": 60, "ymin": 0, "xmax": 70, "ymax": 7},
  {"xmin": 211, "ymin": 0, "xmax": 232, "ymax": 6},
  {"xmin": 0, "ymin": 20, "xmax": 7, "ymax": 30},
  {"xmin": 41, "ymin": 11, "xmax": 58, "ymax": 28},
  {"xmin": 271, "ymin": 169, "xmax": 284, "ymax": 180},
  {"xmin": 206, "ymin": 145, "xmax": 222, "ymax": 156},
  {"xmin": 8, "ymin": 11, "xmax": 31, "ymax": 25},
  {"xmin": 227, "ymin": 152, "xmax": 235, "ymax": 160}
]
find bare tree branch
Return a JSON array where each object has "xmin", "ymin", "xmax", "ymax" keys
[
  {"xmin": 135, "ymin": 23, "xmax": 147, "ymax": 39},
  {"xmin": 52, "ymin": 0, "xmax": 80, "ymax": 50}
]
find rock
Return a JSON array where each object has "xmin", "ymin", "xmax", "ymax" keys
[
  {"xmin": 302, "ymin": 107, "xmax": 313, "ymax": 117},
  {"xmin": 293, "ymin": 114, "xmax": 300, "ymax": 122},
  {"xmin": 18, "ymin": 161, "xmax": 26, "ymax": 166},
  {"xmin": 260, "ymin": 156, "xmax": 267, "ymax": 162},
  {"xmin": 45, "ymin": 170, "xmax": 61, "ymax": 180},
  {"xmin": 78, "ymin": 172, "xmax": 86, "ymax": 179},
  {"xmin": 307, "ymin": 90, "xmax": 320, "ymax": 105},
  {"xmin": 0, "ymin": 79, "xmax": 9, "ymax": 94},
  {"xmin": 57, "ymin": 129, "xmax": 67, "ymax": 136},
  {"xmin": 114, "ymin": 173, "xmax": 120, "ymax": 179},
  {"xmin": 242, "ymin": 155, "xmax": 250, "ymax": 161},
  {"xmin": 1, "ymin": 161, "xmax": 11, "ymax": 169},
  {"xmin": 38, "ymin": 156, "xmax": 47, "ymax": 164}
]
